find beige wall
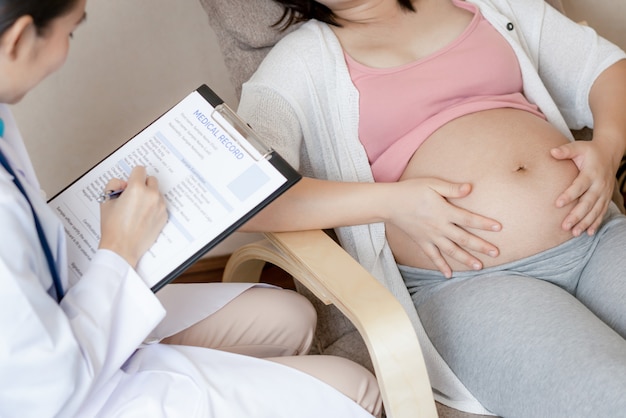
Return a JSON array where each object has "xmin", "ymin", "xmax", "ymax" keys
[
  {"xmin": 562, "ymin": 0, "xmax": 626, "ymax": 50},
  {"xmin": 11, "ymin": 0, "xmax": 260, "ymax": 256}
]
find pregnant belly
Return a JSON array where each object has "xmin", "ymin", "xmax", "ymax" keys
[{"xmin": 386, "ymin": 108, "xmax": 579, "ymax": 271}]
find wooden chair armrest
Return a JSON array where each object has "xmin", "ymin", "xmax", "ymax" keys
[{"xmin": 223, "ymin": 230, "xmax": 438, "ymax": 418}]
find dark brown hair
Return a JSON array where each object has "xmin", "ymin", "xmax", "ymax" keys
[
  {"xmin": 0, "ymin": 0, "xmax": 80, "ymax": 36},
  {"xmin": 273, "ymin": 0, "xmax": 415, "ymax": 30}
]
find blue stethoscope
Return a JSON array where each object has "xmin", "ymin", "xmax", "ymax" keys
[{"xmin": 0, "ymin": 119, "xmax": 64, "ymax": 302}]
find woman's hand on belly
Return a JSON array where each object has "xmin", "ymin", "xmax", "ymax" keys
[
  {"xmin": 384, "ymin": 177, "xmax": 502, "ymax": 278},
  {"xmin": 388, "ymin": 108, "xmax": 580, "ymax": 274},
  {"xmin": 551, "ymin": 139, "xmax": 622, "ymax": 236}
]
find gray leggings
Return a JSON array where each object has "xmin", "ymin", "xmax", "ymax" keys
[{"xmin": 400, "ymin": 209, "xmax": 626, "ymax": 418}]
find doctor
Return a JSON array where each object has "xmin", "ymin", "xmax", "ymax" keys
[{"xmin": 0, "ymin": 0, "xmax": 382, "ymax": 417}]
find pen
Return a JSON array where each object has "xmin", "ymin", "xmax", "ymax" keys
[{"xmin": 96, "ymin": 189, "xmax": 124, "ymax": 203}]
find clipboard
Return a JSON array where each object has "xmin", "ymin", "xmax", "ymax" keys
[{"xmin": 48, "ymin": 84, "xmax": 301, "ymax": 292}]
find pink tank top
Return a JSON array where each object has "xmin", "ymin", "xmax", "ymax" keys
[{"xmin": 345, "ymin": 0, "xmax": 544, "ymax": 182}]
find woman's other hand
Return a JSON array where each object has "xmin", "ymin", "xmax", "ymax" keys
[
  {"xmin": 387, "ymin": 178, "xmax": 501, "ymax": 278},
  {"xmin": 98, "ymin": 166, "xmax": 168, "ymax": 267},
  {"xmin": 552, "ymin": 140, "xmax": 618, "ymax": 236},
  {"xmin": 559, "ymin": 59, "xmax": 626, "ymax": 235}
]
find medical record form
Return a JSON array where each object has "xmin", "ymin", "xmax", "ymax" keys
[{"xmin": 48, "ymin": 85, "xmax": 300, "ymax": 292}]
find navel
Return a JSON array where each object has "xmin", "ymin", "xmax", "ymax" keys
[{"xmin": 515, "ymin": 164, "xmax": 527, "ymax": 173}]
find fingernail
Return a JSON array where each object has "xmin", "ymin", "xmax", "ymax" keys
[
  {"xmin": 472, "ymin": 262, "xmax": 481, "ymax": 270},
  {"xmin": 491, "ymin": 224, "xmax": 501, "ymax": 231},
  {"xmin": 489, "ymin": 250, "xmax": 497, "ymax": 257}
]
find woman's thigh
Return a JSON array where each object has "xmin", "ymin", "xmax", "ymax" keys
[
  {"xmin": 162, "ymin": 287, "xmax": 316, "ymax": 358},
  {"xmin": 576, "ymin": 215, "xmax": 626, "ymax": 338},
  {"xmin": 416, "ymin": 274, "xmax": 626, "ymax": 418}
]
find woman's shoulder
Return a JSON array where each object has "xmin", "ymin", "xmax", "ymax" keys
[
  {"xmin": 275, "ymin": 20, "xmax": 332, "ymax": 47},
  {"xmin": 263, "ymin": 20, "xmax": 337, "ymax": 64},
  {"xmin": 469, "ymin": 0, "xmax": 547, "ymax": 17},
  {"xmin": 248, "ymin": 20, "xmax": 342, "ymax": 86},
  {"xmin": 468, "ymin": 0, "xmax": 545, "ymax": 8}
]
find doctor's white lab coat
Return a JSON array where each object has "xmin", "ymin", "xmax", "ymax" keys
[{"xmin": 0, "ymin": 105, "xmax": 373, "ymax": 418}]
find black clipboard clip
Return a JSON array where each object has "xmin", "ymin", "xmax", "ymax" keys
[{"xmin": 211, "ymin": 103, "xmax": 273, "ymax": 161}]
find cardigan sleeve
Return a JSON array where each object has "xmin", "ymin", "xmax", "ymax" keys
[{"xmin": 532, "ymin": 1, "xmax": 626, "ymax": 129}]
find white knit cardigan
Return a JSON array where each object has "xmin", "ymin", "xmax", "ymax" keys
[{"xmin": 238, "ymin": 0, "xmax": 626, "ymax": 413}]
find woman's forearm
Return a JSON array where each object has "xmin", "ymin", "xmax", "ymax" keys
[
  {"xmin": 240, "ymin": 177, "xmax": 393, "ymax": 232},
  {"xmin": 589, "ymin": 59, "xmax": 626, "ymax": 166}
]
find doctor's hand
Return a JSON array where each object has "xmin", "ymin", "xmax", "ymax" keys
[
  {"xmin": 98, "ymin": 166, "xmax": 168, "ymax": 268},
  {"xmin": 386, "ymin": 178, "xmax": 501, "ymax": 278}
]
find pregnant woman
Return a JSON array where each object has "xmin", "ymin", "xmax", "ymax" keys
[{"xmin": 237, "ymin": 0, "xmax": 626, "ymax": 416}]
